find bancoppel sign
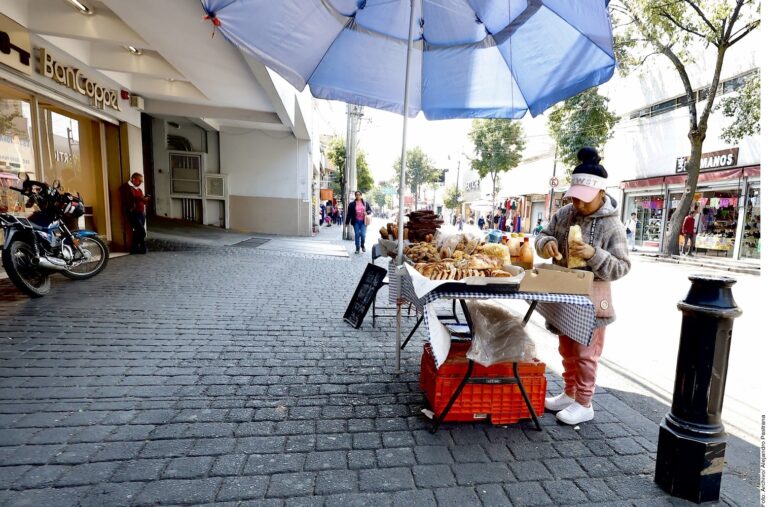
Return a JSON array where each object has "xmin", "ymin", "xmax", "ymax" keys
[
  {"xmin": 38, "ymin": 48, "xmax": 121, "ymax": 111},
  {"xmin": 0, "ymin": 15, "xmax": 32, "ymax": 75},
  {"xmin": 675, "ymin": 148, "xmax": 739, "ymax": 173}
]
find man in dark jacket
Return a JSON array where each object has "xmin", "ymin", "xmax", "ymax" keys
[{"xmin": 122, "ymin": 172, "xmax": 149, "ymax": 254}]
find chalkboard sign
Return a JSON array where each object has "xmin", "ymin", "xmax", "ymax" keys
[{"xmin": 344, "ymin": 263, "xmax": 388, "ymax": 329}]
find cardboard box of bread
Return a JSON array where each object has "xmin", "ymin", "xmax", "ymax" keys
[
  {"xmin": 404, "ymin": 229, "xmax": 593, "ymax": 293},
  {"xmin": 518, "ymin": 224, "xmax": 593, "ymax": 294}
]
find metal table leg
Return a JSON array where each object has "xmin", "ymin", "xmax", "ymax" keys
[
  {"xmin": 431, "ymin": 359, "xmax": 475, "ymax": 433},
  {"xmin": 522, "ymin": 301, "xmax": 538, "ymax": 326},
  {"xmin": 514, "ymin": 362, "xmax": 541, "ymax": 431},
  {"xmin": 400, "ymin": 314, "xmax": 424, "ymax": 350}
]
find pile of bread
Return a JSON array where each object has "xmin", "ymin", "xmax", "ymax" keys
[
  {"xmin": 406, "ymin": 210, "xmax": 444, "ymax": 242},
  {"xmin": 408, "ymin": 238, "xmax": 515, "ymax": 281},
  {"xmin": 404, "ymin": 242, "xmax": 440, "ymax": 263}
]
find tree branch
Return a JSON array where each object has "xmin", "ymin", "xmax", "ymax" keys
[
  {"xmin": 630, "ymin": 50, "xmax": 663, "ymax": 73},
  {"xmin": 659, "ymin": 11, "xmax": 708, "ymax": 40},
  {"xmin": 728, "ymin": 19, "xmax": 759, "ymax": 47},
  {"xmin": 682, "ymin": 0, "xmax": 720, "ymax": 37}
]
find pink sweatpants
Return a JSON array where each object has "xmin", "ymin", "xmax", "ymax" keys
[{"xmin": 558, "ymin": 326, "xmax": 607, "ymax": 406}]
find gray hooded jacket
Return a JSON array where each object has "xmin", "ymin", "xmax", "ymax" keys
[{"xmin": 535, "ymin": 195, "xmax": 631, "ymax": 328}]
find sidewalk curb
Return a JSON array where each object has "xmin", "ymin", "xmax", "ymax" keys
[{"xmin": 633, "ymin": 252, "xmax": 760, "ymax": 276}]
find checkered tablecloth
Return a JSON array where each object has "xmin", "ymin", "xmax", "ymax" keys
[{"xmin": 388, "ymin": 262, "xmax": 597, "ymax": 366}]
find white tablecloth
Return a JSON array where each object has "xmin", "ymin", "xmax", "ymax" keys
[{"xmin": 388, "ymin": 262, "xmax": 597, "ymax": 367}]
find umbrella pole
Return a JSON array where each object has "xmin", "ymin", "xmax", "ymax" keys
[{"xmin": 395, "ymin": 0, "xmax": 417, "ymax": 374}]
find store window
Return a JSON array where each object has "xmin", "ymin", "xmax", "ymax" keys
[
  {"xmin": 740, "ymin": 184, "xmax": 760, "ymax": 259},
  {"xmin": 624, "ymin": 194, "xmax": 665, "ymax": 248},
  {"xmin": 668, "ymin": 189, "xmax": 739, "ymax": 256},
  {"xmin": 38, "ymin": 104, "xmax": 106, "ymax": 234},
  {"xmin": 0, "ymin": 85, "xmax": 37, "ymax": 215}
]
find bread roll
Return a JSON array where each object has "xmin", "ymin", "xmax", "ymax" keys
[{"xmin": 568, "ymin": 225, "xmax": 588, "ymax": 269}]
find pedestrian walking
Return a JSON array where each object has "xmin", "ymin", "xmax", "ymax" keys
[
  {"xmin": 682, "ymin": 210, "xmax": 696, "ymax": 255},
  {"xmin": 535, "ymin": 147, "xmax": 631, "ymax": 425},
  {"xmin": 457, "ymin": 215, "xmax": 464, "ymax": 231},
  {"xmin": 691, "ymin": 205, "xmax": 702, "ymax": 253},
  {"xmin": 121, "ymin": 172, "xmax": 149, "ymax": 254},
  {"xmin": 345, "ymin": 190, "xmax": 372, "ymax": 254},
  {"xmin": 477, "ymin": 215, "xmax": 485, "ymax": 230},
  {"xmin": 625, "ymin": 212, "xmax": 638, "ymax": 251}
]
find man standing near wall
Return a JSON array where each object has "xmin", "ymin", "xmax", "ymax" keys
[{"xmin": 122, "ymin": 172, "xmax": 149, "ymax": 254}]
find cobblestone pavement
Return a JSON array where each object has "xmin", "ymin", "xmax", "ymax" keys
[{"xmin": 0, "ymin": 229, "xmax": 760, "ymax": 506}]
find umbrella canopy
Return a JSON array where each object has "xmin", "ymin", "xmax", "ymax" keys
[{"xmin": 200, "ymin": 0, "xmax": 615, "ymax": 119}]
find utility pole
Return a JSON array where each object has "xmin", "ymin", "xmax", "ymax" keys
[
  {"xmin": 547, "ymin": 146, "xmax": 558, "ymax": 221},
  {"xmin": 343, "ymin": 104, "xmax": 364, "ymax": 240}
]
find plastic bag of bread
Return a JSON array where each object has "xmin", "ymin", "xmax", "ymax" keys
[
  {"xmin": 465, "ymin": 301, "xmax": 536, "ymax": 366},
  {"xmin": 568, "ymin": 225, "xmax": 588, "ymax": 269},
  {"xmin": 479, "ymin": 243, "xmax": 511, "ymax": 266}
]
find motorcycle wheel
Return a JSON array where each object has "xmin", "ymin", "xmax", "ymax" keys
[
  {"xmin": 1, "ymin": 239, "xmax": 51, "ymax": 297},
  {"xmin": 62, "ymin": 236, "xmax": 109, "ymax": 280}
]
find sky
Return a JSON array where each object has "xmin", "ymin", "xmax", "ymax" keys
[{"xmin": 318, "ymin": 100, "xmax": 476, "ymax": 184}]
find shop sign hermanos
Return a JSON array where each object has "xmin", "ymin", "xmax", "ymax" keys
[
  {"xmin": 675, "ymin": 147, "xmax": 739, "ymax": 173},
  {"xmin": 38, "ymin": 48, "xmax": 121, "ymax": 111}
]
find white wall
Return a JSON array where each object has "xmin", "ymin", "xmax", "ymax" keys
[
  {"xmin": 220, "ymin": 129, "xmax": 309, "ymax": 200},
  {"xmin": 151, "ymin": 118, "xmax": 219, "ymax": 220}
]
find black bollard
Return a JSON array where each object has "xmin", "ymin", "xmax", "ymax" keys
[{"xmin": 654, "ymin": 275, "xmax": 742, "ymax": 503}]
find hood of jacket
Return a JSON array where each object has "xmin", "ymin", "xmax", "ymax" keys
[{"xmin": 589, "ymin": 194, "xmax": 620, "ymax": 219}]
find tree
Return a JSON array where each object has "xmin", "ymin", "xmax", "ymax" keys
[
  {"xmin": 547, "ymin": 88, "xmax": 620, "ymax": 170},
  {"xmin": 324, "ymin": 136, "xmax": 372, "ymax": 197},
  {"xmin": 612, "ymin": 0, "xmax": 759, "ymax": 256},
  {"xmin": 393, "ymin": 147, "xmax": 441, "ymax": 208},
  {"xmin": 443, "ymin": 185, "xmax": 463, "ymax": 212},
  {"xmin": 718, "ymin": 71, "xmax": 760, "ymax": 144},
  {"xmin": 368, "ymin": 186, "xmax": 387, "ymax": 209},
  {"xmin": 468, "ymin": 119, "xmax": 526, "ymax": 225},
  {"xmin": 356, "ymin": 150, "xmax": 374, "ymax": 194}
]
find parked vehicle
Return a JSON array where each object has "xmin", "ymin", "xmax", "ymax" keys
[{"xmin": 0, "ymin": 173, "xmax": 108, "ymax": 297}]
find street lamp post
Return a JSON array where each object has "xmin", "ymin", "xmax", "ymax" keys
[{"xmin": 654, "ymin": 275, "xmax": 742, "ymax": 503}]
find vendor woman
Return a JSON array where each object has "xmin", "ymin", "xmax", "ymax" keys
[{"xmin": 535, "ymin": 147, "xmax": 631, "ymax": 425}]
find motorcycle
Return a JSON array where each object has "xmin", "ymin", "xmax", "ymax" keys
[{"xmin": 0, "ymin": 172, "xmax": 109, "ymax": 297}]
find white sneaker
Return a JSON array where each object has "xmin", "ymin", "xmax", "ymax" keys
[
  {"xmin": 556, "ymin": 402, "xmax": 594, "ymax": 425},
  {"xmin": 545, "ymin": 392, "xmax": 575, "ymax": 412}
]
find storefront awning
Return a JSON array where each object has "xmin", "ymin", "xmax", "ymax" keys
[{"xmin": 620, "ymin": 166, "xmax": 760, "ymax": 190}]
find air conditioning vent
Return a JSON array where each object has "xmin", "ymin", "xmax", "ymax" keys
[{"xmin": 130, "ymin": 95, "xmax": 144, "ymax": 110}]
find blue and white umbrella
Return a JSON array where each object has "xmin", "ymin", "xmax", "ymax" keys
[
  {"xmin": 201, "ymin": 0, "xmax": 615, "ymax": 120},
  {"xmin": 200, "ymin": 0, "xmax": 616, "ymax": 369}
]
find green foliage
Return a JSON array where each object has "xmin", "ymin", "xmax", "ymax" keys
[
  {"xmin": 393, "ymin": 146, "xmax": 441, "ymax": 205},
  {"xmin": 443, "ymin": 185, "xmax": 463, "ymax": 211},
  {"xmin": 0, "ymin": 111, "xmax": 23, "ymax": 137},
  {"xmin": 547, "ymin": 88, "xmax": 620, "ymax": 169},
  {"xmin": 368, "ymin": 186, "xmax": 387, "ymax": 209},
  {"xmin": 356, "ymin": 150, "xmax": 373, "ymax": 194},
  {"xmin": 468, "ymin": 119, "xmax": 526, "ymax": 206},
  {"xmin": 718, "ymin": 72, "xmax": 760, "ymax": 144},
  {"xmin": 324, "ymin": 136, "xmax": 372, "ymax": 196}
]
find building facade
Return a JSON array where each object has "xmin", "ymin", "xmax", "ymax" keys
[
  {"xmin": 2, "ymin": 0, "xmax": 325, "ymax": 248},
  {"xmin": 602, "ymin": 32, "xmax": 760, "ymax": 260},
  {"xmin": 1, "ymin": 10, "xmax": 143, "ymax": 251}
]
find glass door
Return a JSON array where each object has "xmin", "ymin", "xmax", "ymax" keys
[
  {"xmin": 0, "ymin": 83, "xmax": 37, "ymax": 216},
  {"xmin": 37, "ymin": 104, "xmax": 106, "ymax": 234},
  {"xmin": 739, "ymin": 183, "xmax": 760, "ymax": 259}
]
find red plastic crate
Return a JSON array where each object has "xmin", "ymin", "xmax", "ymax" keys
[{"xmin": 419, "ymin": 341, "xmax": 546, "ymax": 425}]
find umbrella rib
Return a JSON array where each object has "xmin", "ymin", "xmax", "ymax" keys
[
  {"xmin": 306, "ymin": 0, "xmax": 358, "ymax": 87},
  {"xmin": 538, "ymin": 2, "xmax": 616, "ymax": 63}
]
